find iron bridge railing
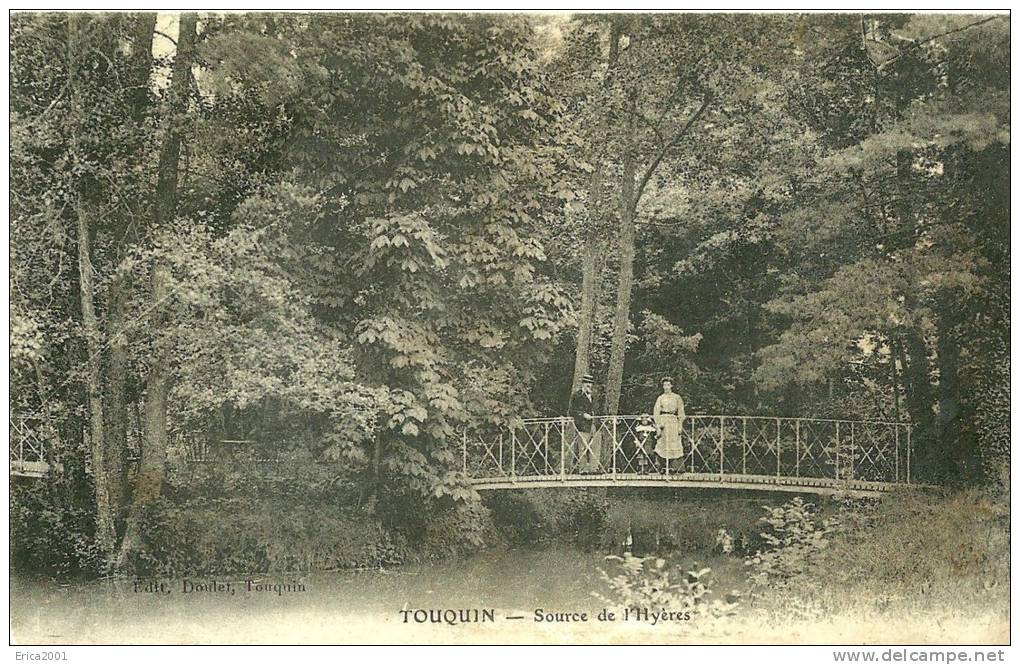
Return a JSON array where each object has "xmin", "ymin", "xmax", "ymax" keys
[
  {"xmin": 10, "ymin": 414, "xmax": 53, "ymax": 477},
  {"xmin": 461, "ymin": 414, "xmax": 914, "ymax": 487}
]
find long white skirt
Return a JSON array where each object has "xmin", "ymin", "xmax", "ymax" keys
[{"xmin": 654, "ymin": 415, "xmax": 684, "ymax": 460}]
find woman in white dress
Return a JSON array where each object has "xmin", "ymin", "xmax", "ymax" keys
[{"xmin": 653, "ymin": 377, "xmax": 685, "ymax": 473}]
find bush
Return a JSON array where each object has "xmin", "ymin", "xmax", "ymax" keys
[
  {"xmin": 595, "ymin": 552, "xmax": 740, "ymax": 619},
  {"xmin": 745, "ymin": 497, "xmax": 838, "ymax": 590},
  {"xmin": 483, "ymin": 491, "xmax": 551, "ymax": 546},
  {"xmin": 418, "ymin": 498, "xmax": 494, "ymax": 560},
  {"xmin": 809, "ymin": 489, "xmax": 1009, "ymax": 611},
  {"xmin": 11, "ymin": 473, "xmax": 102, "ymax": 578},
  {"xmin": 373, "ymin": 483, "xmax": 494, "ymax": 561},
  {"xmin": 747, "ymin": 489, "xmax": 1009, "ymax": 624},
  {"xmin": 483, "ymin": 488, "xmax": 611, "ymax": 550},
  {"xmin": 132, "ymin": 494, "xmax": 410, "ymax": 576}
]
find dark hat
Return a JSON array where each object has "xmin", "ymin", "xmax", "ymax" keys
[{"xmin": 582, "ymin": 373, "xmax": 595, "ymax": 384}]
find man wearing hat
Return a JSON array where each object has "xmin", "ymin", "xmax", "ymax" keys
[{"xmin": 568, "ymin": 373, "xmax": 601, "ymax": 474}]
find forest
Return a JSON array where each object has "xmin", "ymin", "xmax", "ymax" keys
[{"xmin": 9, "ymin": 12, "xmax": 1009, "ymax": 585}]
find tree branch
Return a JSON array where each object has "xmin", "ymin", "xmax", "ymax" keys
[
  {"xmin": 860, "ymin": 17, "xmax": 881, "ymax": 69},
  {"xmin": 153, "ymin": 29, "xmax": 177, "ymax": 46},
  {"xmin": 32, "ymin": 80, "xmax": 70, "ymax": 123},
  {"xmin": 629, "ymin": 94, "xmax": 712, "ymax": 218},
  {"xmin": 876, "ymin": 16, "xmax": 1006, "ymax": 71},
  {"xmin": 616, "ymin": 105, "xmax": 665, "ymax": 143}
]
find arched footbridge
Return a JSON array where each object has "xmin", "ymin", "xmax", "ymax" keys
[
  {"xmin": 12, "ymin": 413, "xmax": 922, "ymax": 497},
  {"xmin": 462, "ymin": 415, "xmax": 920, "ymax": 497}
]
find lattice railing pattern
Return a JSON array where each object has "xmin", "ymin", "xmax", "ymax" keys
[
  {"xmin": 174, "ymin": 432, "xmax": 281, "ymax": 464},
  {"xmin": 10, "ymin": 414, "xmax": 54, "ymax": 477},
  {"xmin": 12, "ymin": 411, "xmax": 913, "ymax": 486},
  {"xmin": 463, "ymin": 415, "xmax": 913, "ymax": 485},
  {"xmin": 11, "ymin": 415, "xmax": 48, "ymax": 464}
]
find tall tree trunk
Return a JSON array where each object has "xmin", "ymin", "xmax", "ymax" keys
[
  {"xmin": 106, "ymin": 12, "xmax": 158, "ymax": 526},
  {"xmin": 935, "ymin": 304, "xmax": 962, "ymax": 480},
  {"xmin": 128, "ymin": 13, "xmax": 157, "ymax": 121},
  {"xmin": 894, "ymin": 113, "xmax": 940, "ymax": 477},
  {"xmin": 898, "ymin": 328, "xmax": 937, "ymax": 478},
  {"xmin": 899, "ymin": 330, "xmax": 934, "ymax": 424},
  {"xmin": 105, "ymin": 276, "xmax": 130, "ymax": 521},
  {"xmin": 890, "ymin": 338, "xmax": 902, "ymax": 423},
  {"xmin": 76, "ymin": 205, "xmax": 117, "ymax": 564},
  {"xmin": 68, "ymin": 14, "xmax": 117, "ymax": 568},
  {"xmin": 571, "ymin": 236, "xmax": 599, "ymax": 394},
  {"xmin": 117, "ymin": 12, "xmax": 197, "ymax": 571},
  {"xmin": 603, "ymin": 92, "xmax": 638, "ymax": 415},
  {"xmin": 571, "ymin": 19, "xmax": 621, "ymax": 396}
]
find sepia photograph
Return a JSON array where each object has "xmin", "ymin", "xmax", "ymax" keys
[{"xmin": 7, "ymin": 8, "xmax": 1011, "ymax": 648}]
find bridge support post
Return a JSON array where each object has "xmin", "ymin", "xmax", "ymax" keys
[
  {"xmin": 906, "ymin": 425, "xmax": 912, "ymax": 484},
  {"xmin": 895, "ymin": 424, "xmax": 901, "ymax": 482},
  {"xmin": 560, "ymin": 420, "xmax": 566, "ymax": 481},
  {"xmin": 795, "ymin": 419, "xmax": 800, "ymax": 477},
  {"xmin": 16, "ymin": 418, "xmax": 24, "ymax": 467},
  {"xmin": 849, "ymin": 421, "xmax": 856, "ymax": 480},
  {"xmin": 776, "ymin": 418, "xmax": 781, "ymax": 478},
  {"xmin": 835, "ymin": 421, "xmax": 840, "ymax": 481},
  {"xmin": 510, "ymin": 426, "xmax": 516, "ymax": 483},
  {"xmin": 611, "ymin": 417, "xmax": 617, "ymax": 481},
  {"xmin": 543, "ymin": 423, "xmax": 550, "ymax": 476},
  {"xmin": 741, "ymin": 418, "xmax": 747, "ymax": 475},
  {"xmin": 719, "ymin": 416, "xmax": 724, "ymax": 475},
  {"xmin": 690, "ymin": 418, "xmax": 696, "ymax": 473}
]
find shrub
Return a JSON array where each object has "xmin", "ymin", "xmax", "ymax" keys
[
  {"xmin": 745, "ymin": 497, "xmax": 839, "ymax": 590},
  {"xmin": 746, "ymin": 489, "xmax": 1009, "ymax": 624},
  {"xmin": 595, "ymin": 552, "xmax": 740, "ymax": 619},
  {"xmin": 714, "ymin": 528, "xmax": 735, "ymax": 555},
  {"xmin": 10, "ymin": 472, "xmax": 102, "ymax": 578},
  {"xmin": 132, "ymin": 494, "xmax": 410, "ymax": 575},
  {"xmin": 418, "ymin": 498, "xmax": 493, "ymax": 560},
  {"xmin": 809, "ymin": 489, "xmax": 1009, "ymax": 611},
  {"xmin": 371, "ymin": 480, "xmax": 494, "ymax": 561},
  {"xmin": 483, "ymin": 491, "xmax": 551, "ymax": 546}
]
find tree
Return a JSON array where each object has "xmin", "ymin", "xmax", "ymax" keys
[
  {"xmin": 11, "ymin": 12, "xmax": 169, "ymax": 568},
  {"xmin": 194, "ymin": 15, "xmax": 580, "ymax": 507},
  {"xmin": 105, "ymin": 12, "xmax": 157, "ymax": 521},
  {"xmin": 66, "ymin": 13, "xmax": 117, "ymax": 559},
  {"xmin": 554, "ymin": 15, "xmax": 794, "ymax": 414},
  {"xmin": 115, "ymin": 13, "xmax": 197, "ymax": 567},
  {"xmin": 753, "ymin": 14, "xmax": 1009, "ymax": 480}
]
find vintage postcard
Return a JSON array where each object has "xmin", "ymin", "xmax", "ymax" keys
[{"xmin": 8, "ymin": 9, "xmax": 1010, "ymax": 649}]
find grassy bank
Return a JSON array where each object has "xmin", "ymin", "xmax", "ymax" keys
[
  {"xmin": 485, "ymin": 485, "xmax": 1008, "ymax": 642},
  {"xmin": 11, "ymin": 487, "xmax": 1007, "ymax": 644},
  {"xmin": 749, "ymin": 487, "xmax": 1009, "ymax": 628}
]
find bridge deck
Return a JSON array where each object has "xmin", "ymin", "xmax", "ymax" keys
[
  {"xmin": 468, "ymin": 472, "xmax": 912, "ymax": 497},
  {"xmin": 11, "ymin": 460, "xmax": 51, "ymax": 478}
]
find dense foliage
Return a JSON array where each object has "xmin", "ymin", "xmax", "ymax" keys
[
  {"xmin": 744, "ymin": 489, "xmax": 1009, "ymax": 624},
  {"xmin": 10, "ymin": 12, "xmax": 1008, "ymax": 576}
]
